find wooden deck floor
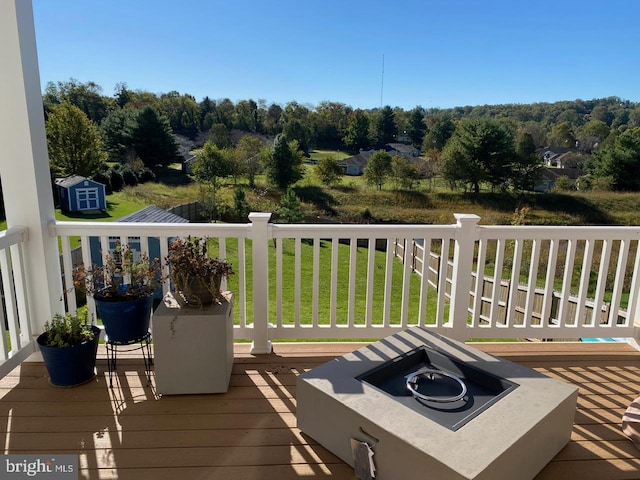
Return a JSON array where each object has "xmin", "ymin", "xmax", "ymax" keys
[{"xmin": 0, "ymin": 341, "xmax": 639, "ymax": 479}]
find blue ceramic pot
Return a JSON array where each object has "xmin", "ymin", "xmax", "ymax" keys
[
  {"xmin": 95, "ymin": 290, "xmax": 153, "ymax": 343},
  {"xmin": 37, "ymin": 325, "xmax": 100, "ymax": 387}
]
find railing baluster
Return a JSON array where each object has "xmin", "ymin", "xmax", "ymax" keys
[
  {"xmin": 330, "ymin": 238, "xmax": 339, "ymax": 328},
  {"xmin": 365, "ymin": 238, "xmax": 375, "ymax": 327},
  {"xmin": 489, "ymin": 239, "xmax": 505, "ymax": 326},
  {"xmin": 558, "ymin": 239, "xmax": 577, "ymax": 326},
  {"xmin": 401, "ymin": 239, "xmax": 412, "ymax": 327},
  {"xmin": 418, "ymin": 238, "xmax": 431, "ymax": 327},
  {"xmin": 276, "ymin": 237, "xmax": 283, "ymax": 328},
  {"xmin": 575, "ymin": 239, "xmax": 595, "ymax": 326},
  {"xmin": 61, "ymin": 236, "xmax": 77, "ymax": 314},
  {"xmin": 591, "ymin": 239, "xmax": 612, "ymax": 327},
  {"xmin": 237, "ymin": 238, "xmax": 247, "ymax": 328},
  {"xmin": 294, "ymin": 237, "xmax": 301, "ymax": 328},
  {"xmin": 348, "ymin": 238, "xmax": 357, "ymax": 327},
  {"xmin": 383, "ymin": 239, "xmax": 394, "ymax": 327},
  {"xmin": 608, "ymin": 239, "xmax": 629, "ymax": 327},
  {"xmin": 506, "ymin": 238, "xmax": 523, "ymax": 327},
  {"xmin": 524, "ymin": 239, "xmax": 541, "ymax": 327},
  {"xmin": 472, "ymin": 239, "xmax": 487, "ymax": 327},
  {"xmin": 11, "ymin": 241, "xmax": 31, "ymax": 345},
  {"xmin": 219, "ymin": 237, "xmax": 227, "ymax": 292},
  {"xmin": 542, "ymin": 239, "xmax": 559, "ymax": 327},
  {"xmin": 626, "ymin": 240, "xmax": 640, "ymax": 328},
  {"xmin": 436, "ymin": 238, "xmax": 449, "ymax": 328},
  {"xmin": 312, "ymin": 238, "xmax": 320, "ymax": 328}
]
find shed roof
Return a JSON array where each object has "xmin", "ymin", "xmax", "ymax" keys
[
  {"xmin": 54, "ymin": 175, "xmax": 102, "ymax": 188},
  {"xmin": 117, "ymin": 205, "xmax": 189, "ymax": 223}
]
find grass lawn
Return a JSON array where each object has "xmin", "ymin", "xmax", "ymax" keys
[{"xmin": 308, "ymin": 149, "xmax": 350, "ymax": 162}]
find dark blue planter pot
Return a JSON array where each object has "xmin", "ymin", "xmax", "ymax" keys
[
  {"xmin": 95, "ymin": 293, "xmax": 153, "ymax": 343},
  {"xmin": 37, "ymin": 325, "xmax": 100, "ymax": 387}
]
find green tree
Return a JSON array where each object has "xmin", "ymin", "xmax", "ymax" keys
[
  {"xmin": 440, "ymin": 118, "xmax": 515, "ymax": 193},
  {"xmin": 192, "ymin": 141, "xmax": 233, "ymax": 218},
  {"xmin": 422, "ymin": 114, "xmax": 455, "ymax": 152},
  {"xmin": 237, "ymin": 135, "xmax": 264, "ymax": 187},
  {"xmin": 591, "ymin": 127, "xmax": 640, "ymax": 190},
  {"xmin": 515, "ymin": 132, "xmax": 536, "ymax": 158},
  {"xmin": 209, "ymin": 123, "xmax": 232, "ymax": 149},
  {"xmin": 263, "ymin": 134, "xmax": 304, "ymax": 189},
  {"xmin": 407, "ymin": 107, "xmax": 426, "ymax": 146},
  {"xmin": 157, "ymin": 91, "xmax": 200, "ymax": 139},
  {"xmin": 315, "ymin": 156, "xmax": 343, "ymax": 186},
  {"xmin": 311, "ymin": 101, "xmax": 352, "ymax": 149},
  {"xmin": 283, "ymin": 118, "xmax": 312, "ymax": 154},
  {"xmin": 373, "ymin": 106, "xmax": 397, "ymax": 144},
  {"xmin": 100, "ymin": 107, "xmax": 137, "ymax": 161},
  {"xmin": 553, "ymin": 175, "xmax": 571, "ymax": 191},
  {"xmin": 264, "ymin": 103, "xmax": 283, "ymax": 135},
  {"xmin": 391, "ymin": 155, "xmax": 418, "ymax": 190},
  {"xmin": 233, "ymin": 187, "xmax": 251, "ymax": 219},
  {"xmin": 235, "ymin": 99, "xmax": 259, "ymax": 132},
  {"xmin": 131, "ymin": 106, "xmax": 180, "ymax": 169},
  {"xmin": 275, "ymin": 188, "xmax": 304, "ymax": 223},
  {"xmin": 43, "ymin": 78, "xmax": 112, "ymax": 123},
  {"xmin": 342, "ymin": 110, "xmax": 370, "ymax": 153},
  {"xmin": 364, "ymin": 150, "xmax": 392, "ymax": 190},
  {"xmin": 547, "ymin": 122, "xmax": 575, "ymax": 148},
  {"xmin": 46, "ymin": 102, "xmax": 107, "ymax": 178},
  {"xmin": 281, "ymin": 101, "xmax": 313, "ymax": 152}
]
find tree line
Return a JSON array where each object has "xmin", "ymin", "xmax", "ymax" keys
[{"xmin": 42, "ymin": 78, "xmax": 640, "ymax": 194}]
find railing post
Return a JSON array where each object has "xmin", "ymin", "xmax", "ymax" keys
[
  {"xmin": 248, "ymin": 212, "xmax": 273, "ymax": 354},
  {"xmin": 447, "ymin": 214, "xmax": 481, "ymax": 341},
  {"xmin": 630, "ymin": 246, "xmax": 640, "ymax": 349}
]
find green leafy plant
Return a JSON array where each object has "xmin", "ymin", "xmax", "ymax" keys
[
  {"xmin": 41, "ymin": 312, "xmax": 95, "ymax": 348},
  {"xmin": 73, "ymin": 243, "xmax": 164, "ymax": 300},
  {"xmin": 166, "ymin": 237, "xmax": 234, "ymax": 307}
]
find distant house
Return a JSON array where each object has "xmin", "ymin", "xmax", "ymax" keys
[
  {"xmin": 385, "ymin": 143, "xmax": 421, "ymax": 158},
  {"xmin": 535, "ymin": 167, "xmax": 584, "ymax": 192},
  {"xmin": 55, "ymin": 175, "xmax": 106, "ymax": 213},
  {"xmin": 338, "ymin": 143, "xmax": 421, "ymax": 176},
  {"xmin": 536, "ymin": 146, "xmax": 572, "ymax": 168},
  {"xmin": 338, "ymin": 151, "xmax": 374, "ymax": 176}
]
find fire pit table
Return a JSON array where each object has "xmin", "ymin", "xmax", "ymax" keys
[{"xmin": 297, "ymin": 328, "xmax": 578, "ymax": 480}]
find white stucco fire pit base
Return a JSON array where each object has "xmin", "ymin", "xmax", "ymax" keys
[{"xmin": 297, "ymin": 328, "xmax": 578, "ymax": 480}]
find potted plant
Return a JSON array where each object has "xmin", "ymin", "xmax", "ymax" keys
[
  {"xmin": 73, "ymin": 243, "xmax": 163, "ymax": 343},
  {"xmin": 153, "ymin": 236, "xmax": 235, "ymax": 394},
  {"xmin": 37, "ymin": 312, "xmax": 100, "ymax": 387},
  {"xmin": 165, "ymin": 236, "xmax": 234, "ymax": 307}
]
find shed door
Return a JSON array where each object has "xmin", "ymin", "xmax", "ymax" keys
[{"xmin": 76, "ymin": 188, "xmax": 99, "ymax": 210}]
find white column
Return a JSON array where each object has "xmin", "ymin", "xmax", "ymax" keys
[
  {"xmin": 248, "ymin": 212, "xmax": 272, "ymax": 354},
  {"xmin": 447, "ymin": 214, "xmax": 481, "ymax": 341},
  {"xmin": 0, "ymin": 1, "xmax": 65, "ymax": 335}
]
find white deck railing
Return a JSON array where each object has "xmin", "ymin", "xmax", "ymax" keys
[
  {"xmin": 52, "ymin": 213, "xmax": 640, "ymax": 353},
  {"xmin": 0, "ymin": 226, "xmax": 36, "ymax": 376}
]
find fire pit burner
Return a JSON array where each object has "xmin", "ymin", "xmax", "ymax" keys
[{"xmin": 406, "ymin": 367, "xmax": 467, "ymax": 403}]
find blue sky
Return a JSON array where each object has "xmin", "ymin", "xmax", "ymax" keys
[{"xmin": 32, "ymin": 0, "xmax": 640, "ymax": 110}]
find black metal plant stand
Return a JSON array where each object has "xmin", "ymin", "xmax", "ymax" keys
[{"xmin": 105, "ymin": 332, "xmax": 153, "ymax": 388}]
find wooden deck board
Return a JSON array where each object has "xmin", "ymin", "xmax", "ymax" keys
[{"xmin": 0, "ymin": 342, "xmax": 638, "ymax": 479}]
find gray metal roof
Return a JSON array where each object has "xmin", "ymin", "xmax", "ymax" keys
[
  {"xmin": 54, "ymin": 175, "xmax": 93, "ymax": 188},
  {"xmin": 117, "ymin": 205, "xmax": 189, "ymax": 223}
]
